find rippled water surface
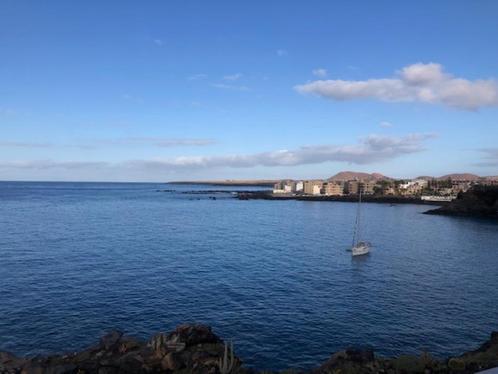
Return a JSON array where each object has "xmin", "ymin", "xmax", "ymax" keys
[{"xmin": 1, "ymin": 181, "xmax": 497, "ymax": 370}]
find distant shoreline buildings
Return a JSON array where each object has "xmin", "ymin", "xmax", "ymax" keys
[{"xmin": 273, "ymin": 174, "xmax": 498, "ymax": 201}]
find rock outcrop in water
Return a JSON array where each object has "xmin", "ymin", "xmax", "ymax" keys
[
  {"xmin": 424, "ymin": 186, "xmax": 498, "ymax": 218},
  {"xmin": 2, "ymin": 325, "xmax": 498, "ymax": 373}
]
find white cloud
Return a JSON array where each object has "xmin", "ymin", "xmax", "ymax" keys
[
  {"xmin": 153, "ymin": 39, "xmax": 163, "ymax": 46},
  {"xmin": 276, "ymin": 49, "xmax": 288, "ymax": 57},
  {"xmin": 295, "ymin": 63, "xmax": 498, "ymax": 110},
  {"xmin": 223, "ymin": 73, "xmax": 243, "ymax": 81},
  {"xmin": 312, "ymin": 68, "xmax": 328, "ymax": 78},
  {"xmin": 379, "ymin": 121, "xmax": 393, "ymax": 128}
]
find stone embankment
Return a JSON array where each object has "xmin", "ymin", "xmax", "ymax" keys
[{"xmin": 2, "ymin": 324, "xmax": 498, "ymax": 373}]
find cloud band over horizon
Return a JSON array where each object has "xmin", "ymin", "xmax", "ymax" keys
[
  {"xmin": 0, "ymin": 138, "xmax": 216, "ymax": 150},
  {"xmin": 0, "ymin": 134, "xmax": 434, "ymax": 175}
]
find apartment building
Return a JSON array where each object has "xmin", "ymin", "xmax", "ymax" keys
[
  {"xmin": 345, "ymin": 181, "xmax": 359, "ymax": 195},
  {"xmin": 344, "ymin": 180, "xmax": 377, "ymax": 195},
  {"xmin": 360, "ymin": 181, "xmax": 376, "ymax": 195},
  {"xmin": 303, "ymin": 180, "xmax": 323, "ymax": 195},
  {"xmin": 322, "ymin": 182, "xmax": 344, "ymax": 196}
]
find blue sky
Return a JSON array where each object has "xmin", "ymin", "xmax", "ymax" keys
[{"xmin": 1, "ymin": 0, "xmax": 497, "ymax": 181}]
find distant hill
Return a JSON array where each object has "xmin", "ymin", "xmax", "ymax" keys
[
  {"xmin": 328, "ymin": 171, "xmax": 391, "ymax": 181},
  {"xmin": 416, "ymin": 174, "xmax": 497, "ymax": 181},
  {"xmin": 437, "ymin": 173, "xmax": 481, "ymax": 181}
]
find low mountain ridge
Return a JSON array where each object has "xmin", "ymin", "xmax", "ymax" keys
[
  {"xmin": 416, "ymin": 173, "xmax": 497, "ymax": 181},
  {"xmin": 328, "ymin": 171, "xmax": 391, "ymax": 181},
  {"xmin": 438, "ymin": 173, "xmax": 481, "ymax": 181}
]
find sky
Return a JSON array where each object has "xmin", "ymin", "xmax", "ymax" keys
[{"xmin": 1, "ymin": 0, "xmax": 498, "ymax": 182}]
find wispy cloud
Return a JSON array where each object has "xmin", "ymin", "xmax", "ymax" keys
[
  {"xmin": 153, "ymin": 39, "xmax": 163, "ymax": 46},
  {"xmin": 296, "ymin": 63, "xmax": 498, "ymax": 110},
  {"xmin": 0, "ymin": 134, "xmax": 432, "ymax": 175},
  {"xmin": 121, "ymin": 94, "xmax": 144, "ymax": 103},
  {"xmin": 0, "ymin": 160, "xmax": 108, "ymax": 170},
  {"xmin": 187, "ymin": 74, "xmax": 208, "ymax": 81},
  {"xmin": 0, "ymin": 141, "xmax": 54, "ymax": 148},
  {"xmin": 96, "ymin": 137, "xmax": 216, "ymax": 147},
  {"xmin": 379, "ymin": 121, "xmax": 393, "ymax": 128},
  {"xmin": 474, "ymin": 148, "xmax": 498, "ymax": 167},
  {"xmin": 276, "ymin": 49, "xmax": 288, "ymax": 57},
  {"xmin": 0, "ymin": 107, "xmax": 16, "ymax": 116},
  {"xmin": 0, "ymin": 138, "xmax": 216, "ymax": 150},
  {"xmin": 312, "ymin": 68, "xmax": 327, "ymax": 78},
  {"xmin": 211, "ymin": 83, "xmax": 249, "ymax": 91},
  {"xmin": 129, "ymin": 133, "xmax": 434, "ymax": 170},
  {"xmin": 223, "ymin": 73, "xmax": 243, "ymax": 81}
]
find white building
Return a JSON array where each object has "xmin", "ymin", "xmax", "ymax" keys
[
  {"xmin": 295, "ymin": 181, "xmax": 304, "ymax": 192},
  {"xmin": 399, "ymin": 179, "xmax": 428, "ymax": 190},
  {"xmin": 273, "ymin": 180, "xmax": 298, "ymax": 194},
  {"xmin": 312, "ymin": 184, "xmax": 322, "ymax": 195}
]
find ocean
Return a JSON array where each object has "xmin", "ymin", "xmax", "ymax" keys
[{"xmin": 1, "ymin": 181, "xmax": 497, "ymax": 370}]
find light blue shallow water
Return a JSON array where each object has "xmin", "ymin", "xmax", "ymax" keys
[{"xmin": 0, "ymin": 181, "xmax": 497, "ymax": 370}]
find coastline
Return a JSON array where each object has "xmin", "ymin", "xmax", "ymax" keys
[
  {"xmin": 168, "ymin": 180, "xmax": 278, "ymax": 187},
  {"xmin": 158, "ymin": 188, "xmax": 448, "ymax": 206},
  {"xmin": 236, "ymin": 191, "xmax": 448, "ymax": 206},
  {"xmin": 2, "ymin": 324, "xmax": 497, "ymax": 373},
  {"xmin": 424, "ymin": 186, "xmax": 498, "ymax": 218}
]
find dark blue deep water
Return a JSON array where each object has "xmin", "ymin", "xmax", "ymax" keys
[{"xmin": 1, "ymin": 181, "xmax": 497, "ymax": 370}]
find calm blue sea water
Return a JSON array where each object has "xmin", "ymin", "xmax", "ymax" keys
[{"xmin": 1, "ymin": 181, "xmax": 497, "ymax": 370}]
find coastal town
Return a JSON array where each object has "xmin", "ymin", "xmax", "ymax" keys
[{"xmin": 271, "ymin": 172, "xmax": 498, "ymax": 202}]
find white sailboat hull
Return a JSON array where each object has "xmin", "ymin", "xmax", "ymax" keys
[{"xmin": 352, "ymin": 243, "xmax": 370, "ymax": 256}]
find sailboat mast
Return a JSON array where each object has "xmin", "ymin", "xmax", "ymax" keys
[
  {"xmin": 357, "ymin": 188, "xmax": 362, "ymax": 244},
  {"xmin": 352, "ymin": 188, "xmax": 362, "ymax": 247}
]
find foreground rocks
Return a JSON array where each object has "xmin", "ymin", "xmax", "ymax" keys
[
  {"xmin": 1, "ymin": 325, "xmax": 498, "ymax": 373},
  {"xmin": 311, "ymin": 332, "xmax": 498, "ymax": 373},
  {"xmin": 424, "ymin": 186, "xmax": 498, "ymax": 218},
  {"xmin": 0, "ymin": 325, "xmax": 245, "ymax": 374}
]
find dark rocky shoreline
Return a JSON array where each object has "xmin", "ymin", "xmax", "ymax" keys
[
  {"xmin": 157, "ymin": 188, "xmax": 447, "ymax": 206},
  {"xmin": 236, "ymin": 191, "xmax": 447, "ymax": 206},
  {"xmin": 2, "ymin": 324, "xmax": 498, "ymax": 373},
  {"xmin": 424, "ymin": 186, "xmax": 498, "ymax": 218}
]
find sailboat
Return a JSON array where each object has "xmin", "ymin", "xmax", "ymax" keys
[{"xmin": 351, "ymin": 189, "xmax": 371, "ymax": 256}]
